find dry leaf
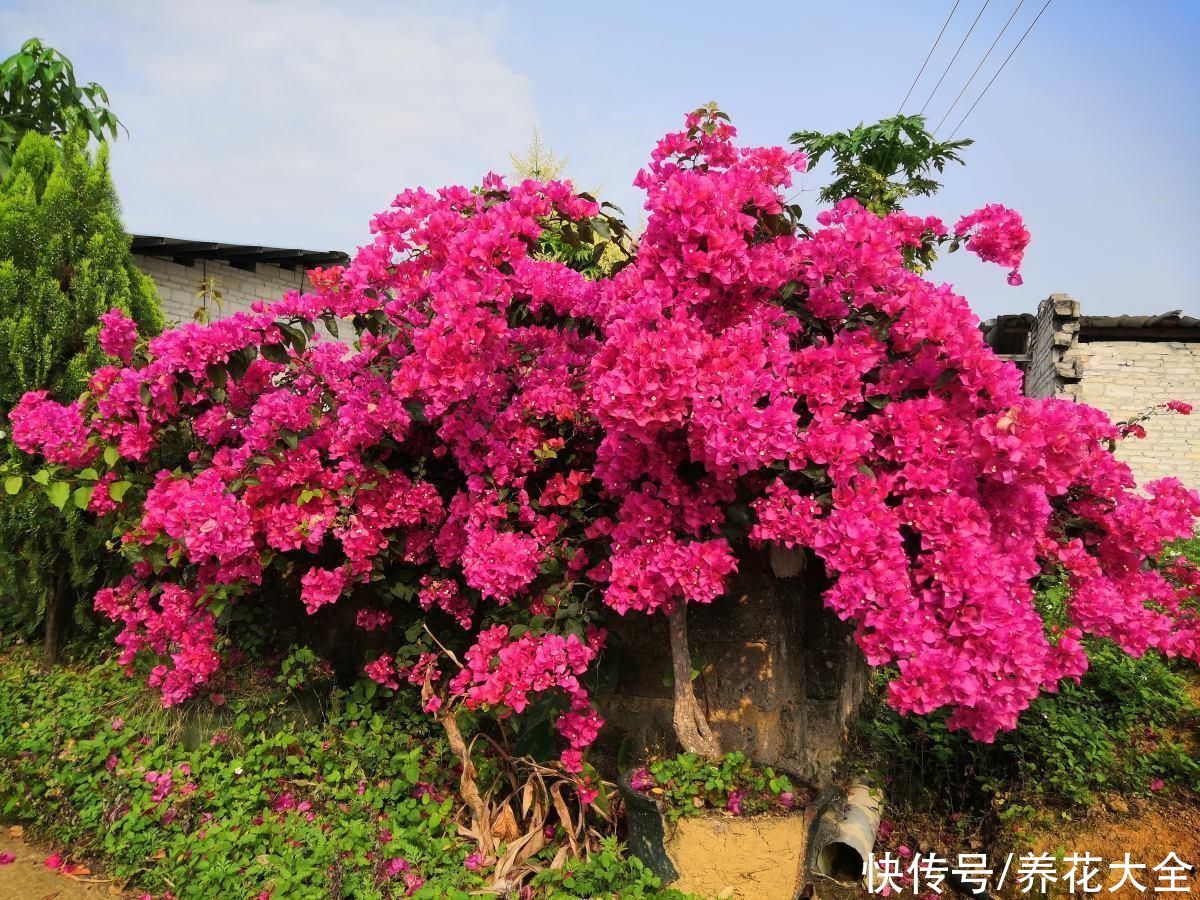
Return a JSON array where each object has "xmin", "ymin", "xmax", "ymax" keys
[
  {"xmin": 549, "ymin": 785, "xmax": 579, "ymax": 857},
  {"xmin": 521, "ymin": 778, "xmax": 535, "ymax": 818},
  {"xmin": 490, "ymin": 804, "xmax": 519, "ymax": 844},
  {"xmin": 8, "ymin": 825, "xmax": 23, "ymax": 838},
  {"xmin": 550, "ymin": 845, "xmax": 569, "ymax": 870}
]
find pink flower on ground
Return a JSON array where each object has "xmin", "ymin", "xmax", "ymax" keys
[
  {"xmin": 384, "ymin": 857, "xmax": 410, "ymax": 877},
  {"xmin": 45, "ymin": 853, "xmax": 63, "ymax": 869},
  {"xmin": 0, "ymin": 852, "xmax": 14, "ymax": 865},
  {"xmin": 111, "ymin": 716, "xmax": 125, "ymax": 731},
  {"xmin": 464, "ymin": 852, "xmax": 484, "ymax": 871},
  {"xmin": 629, "ymin": 767, "xmax": 654, "ymax": 792},
  {"xmin": 1150, "ymin": 778, "xmax": 1165, "ymax": 792},
  {"xmin": 726, "ymin": 789, "xmax": 745, "ymax": 816}
]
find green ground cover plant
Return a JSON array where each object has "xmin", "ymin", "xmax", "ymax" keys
[
  {"xmin": 627, "ymin": 751, "xmax": 806, "ymax": 822},
  {"xmin": 0, "ymin": 647, "xmax": 677, "ymax": 898}
]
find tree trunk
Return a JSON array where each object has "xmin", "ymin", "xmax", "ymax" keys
[
  {"xmin": 668, "ymin": 604, "xmax": 721, "ymax": 759},
  {"xmin": 43, "ymin": 560, "xmax": 70, "ymax": 667}
]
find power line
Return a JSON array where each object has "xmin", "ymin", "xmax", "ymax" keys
[
  {"xmin": 934, "ymin": 0, "xmax": 1026, "ymax": 135},
  {"xmin": 920, "ymin": 0, "xmax": 994, "ymax": 116},
  {"xmin": 949, "ymin": 0, "xmax": 1054, "ymax": 138},
  {"xmin": 898, "ymin": 0, "xmax": 962, "ymax": 114}
]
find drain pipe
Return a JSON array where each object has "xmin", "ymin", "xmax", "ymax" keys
[
  {"xmin": 806, "ymin": 780, "xmax": 996, "ymax": 899},
  {"xmin": 808, "ymin": 780, "xmax": 884, "ymax": 884}
]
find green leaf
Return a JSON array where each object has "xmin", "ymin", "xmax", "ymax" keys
[
  {"xmin": 48, "ymin": 481, "xmax": 70, "ymax": 510},
  {"xmin": 276, "ymin": 322, "xmax": 306, "ymax": 354},
  {"xmin": 262, "ymin": 343, "xmax": 290, "ymax": 365},
  {"xmin": 73, "ymin": 485, "xmax": 94, "ymax": 509},
  {"xmin": 32, "ymin": 469, "xmax": 50, "ymax": 486},
  {"xmin": 109, "ymin": 481, "xmax": 132, "ymax": 502},
  {"xmin": 227, "ymin": 346, "xmax": 256, "ymax": 382},
  {"xmin": 103, "ymin": 446, "xmax": 120, "ymax": 467},
  {"xmin": 3, "ymin": 475, "xmax": 22, "ymax": 495}
]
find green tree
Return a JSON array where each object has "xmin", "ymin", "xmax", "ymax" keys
[
  {"xmin": 0, "ymin": 38, "xmax": 122, "ymax": 178},
  {"xmin": 509, "ymin": 129, "xmax": 631, "ymax": 279},
  {"xmin": 0, "ymin": 130, "xmax": 162, "ymax": 662},
  {"xmin": 790, "ymin": 114, "xmax": 972, "ymax": 215},
  {"xmin": 509, "ymin": 127, "xmax": 568, "ymax": 182}
]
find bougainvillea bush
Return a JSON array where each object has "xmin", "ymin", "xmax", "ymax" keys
[{"xmin": 9, "ymin": 109, "xmax": 1200, "ymax": 792}]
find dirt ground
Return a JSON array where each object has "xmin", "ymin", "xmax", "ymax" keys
[
  {"xmin": 1029, "ymin": 798, "xmax": 1200, "ymax": 895},
  {"xmin": 0, "ymin": 827, "xmax": 124, "ymax": 899}
]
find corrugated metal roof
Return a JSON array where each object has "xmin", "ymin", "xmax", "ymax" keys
[
  {"xmin": 130, "ymin": 234, "xmax": 349, "ymax": 272},
  {"xmin": 1078, "ymin": 311, "xmax": 1200, "ymax": 330}
]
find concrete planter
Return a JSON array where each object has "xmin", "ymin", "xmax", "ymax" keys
[
  {"xmin": 622, "ymin": 774, "xmax": 884, "ymax": 899},
  {"xmin": 621, "ymin": 772, "xmax": 814, "ymax": 900}
]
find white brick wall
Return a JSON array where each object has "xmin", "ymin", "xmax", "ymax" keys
[
  {"xmin": 133, "ymin": 254, "xmax": 312, "ymax": 326},
  {"xmin": 1070, "ymin": 341, "xmax": 1200, "ymax": 488}
]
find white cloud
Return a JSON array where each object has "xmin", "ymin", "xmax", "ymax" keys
[{"xmin": 1, "ymin": 0, "xmax": 538, "ymax": 253}]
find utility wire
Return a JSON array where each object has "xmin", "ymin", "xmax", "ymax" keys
[
  {"xmin": 898, "ymin": 0, "xmax": 962, "ymax": 113},
  {"xmin": 949, "ymin": 0, "xmax": 1054, "ymax": 138},
  {"xmin": 934, "ymin": 0, "xmax": 1026, "ymax": 135},
  {"xmin": 920, "ymin": 0, "xmax": 994, "ymax": 116}
]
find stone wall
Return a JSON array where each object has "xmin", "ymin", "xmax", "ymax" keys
[
  {"xmin": 1069, "ymin": 340, "xmax": 1200, "ymax": 487},
  {"xmin": 133, "ymin": 254, "xmax": 312, "ymax": 326},
  {"xmin": 1023, "ymin": 294, "xmax": 1080, "ymax": 399},
  {"xmin": 1011, "ymin": 295, "xmax": 1200, "ymax": 489}
]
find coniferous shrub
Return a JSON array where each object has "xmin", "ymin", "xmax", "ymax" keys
[{"xmin": 0, "ymin": 129, "xmax": 162, "ymax": 658}]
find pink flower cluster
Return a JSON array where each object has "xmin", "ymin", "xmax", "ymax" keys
[
  {"xmin": 447, "ymin": 624, "xmax": 605, "ymax": 770},
  {"xmin": 98, "ymin": 308, "xmax": 139, "ymax": 363},
  {"xmin": 955, "ymin": 203, "xmax": 1031, "ymax": 285},
  {"xmin": 10, "ymin": 109, "xmax": 1200, "ymax": 762},
  {"xmin": 300, "ymin": 566, "xmax": 345, "ymax": 615}
]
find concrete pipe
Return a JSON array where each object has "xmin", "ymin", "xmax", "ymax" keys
[{"xmin": 809, "ymin": 780, "xmax": 884, "ymax": 884}]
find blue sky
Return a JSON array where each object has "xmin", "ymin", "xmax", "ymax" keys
[{"xmin": 2, "ymin": 0, "xmax": 1197, "ymax": 319}]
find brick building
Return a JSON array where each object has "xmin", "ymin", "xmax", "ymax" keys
[
  {"xmin": 129, "ymin": 235, "xmax": 348, "ymax": 325},
  {"xmin": 984, "ymin": 296, "xmax": 1200, "ymax": 488}
]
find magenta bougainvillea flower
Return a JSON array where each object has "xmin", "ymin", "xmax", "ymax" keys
[
  {"xmin": 11, "ymin": 110, "xmax": 1200, "ymax": 776},
  {"xmin": 98, "ymin": 308, "xmax": 139, "ymax": 364}
]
